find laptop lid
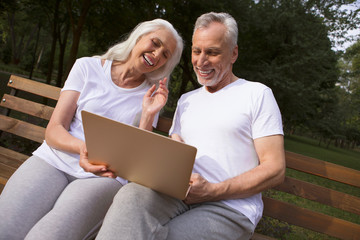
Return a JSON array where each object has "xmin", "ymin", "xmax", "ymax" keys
[{"xmin": 81, "ymin": 110, "xmax": 197, "ymax": 199}]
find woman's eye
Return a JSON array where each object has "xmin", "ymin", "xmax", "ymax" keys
[{"xmin": 152, "ymin": 39, "xmax": 160, "ymax": 47}]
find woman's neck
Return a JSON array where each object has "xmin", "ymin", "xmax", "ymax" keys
[{"xmin": 111, "ymin": 61, "xmax": 145, "ymax": 88}]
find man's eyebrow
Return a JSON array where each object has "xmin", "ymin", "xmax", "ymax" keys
[{"xmin": 192, "ymin": 46, "xmax": 221, "ymax": 51}]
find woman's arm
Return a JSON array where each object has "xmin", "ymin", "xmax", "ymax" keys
[
  {"xmin": 45, "ymin": 90, "xmax": 114, "ymax": 177},
  {"xmin": 139, "ymin": 78, "xmax": 169, "ymax": 131},
  {"xmin": 45, "ymin": 90, "xmax": 82, "ymax": 153}
]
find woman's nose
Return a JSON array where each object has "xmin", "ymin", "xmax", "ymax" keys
[{"xmin": 154, "ymin": 47, "xmax": 164, "ymax": 59}]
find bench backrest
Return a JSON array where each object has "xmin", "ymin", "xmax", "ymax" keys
[{"xmin": 1, "ymin": 75, "xmax": 359, "ymax": 239}]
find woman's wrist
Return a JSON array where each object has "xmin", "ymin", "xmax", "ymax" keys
[{"xmin": 139, "ymin": 109, "xmax": 156, "ymax": 131}]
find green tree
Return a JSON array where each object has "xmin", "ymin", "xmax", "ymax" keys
[
  {"xmin": 64, "ymin": 0, "xmax": 93, "ymax": 77},
  {"xmin": 235, "ymin": 0, "xmax": 339, "ymax": 135},
  {"xmin": 335, "ymin": 40, "xmax": 360, "ymax": 148}
]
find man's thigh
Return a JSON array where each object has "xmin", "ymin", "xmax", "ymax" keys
[{"xmin": 166, "ymin": 202, "xmax": 255, "ymax": 240}]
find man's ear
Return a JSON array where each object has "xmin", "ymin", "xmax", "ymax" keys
[{"xmin": 231, "ymin": 45, "xmax": 238, "ymax": 64}]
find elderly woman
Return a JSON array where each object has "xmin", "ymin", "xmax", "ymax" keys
[{"xmin": 0, "ymin": 19, "xmax": 183, "ymax": 240}]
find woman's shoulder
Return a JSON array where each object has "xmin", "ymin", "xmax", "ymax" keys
[{"xmin": 76, "ymin": 56, "xmax": 101, "ymax": 65}]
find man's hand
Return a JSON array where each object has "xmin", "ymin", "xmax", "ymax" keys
[
  {"xmin": 79, "ymin": 143, "xmax": 116, "ymax": 178},
  {"xmin": 183, "ymin": 173, "xmax": 218, "ymax": 204}
]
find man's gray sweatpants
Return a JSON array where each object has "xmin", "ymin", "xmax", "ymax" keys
[{"xmin": 96, "ymin": 182, "xmax": 255, "ymax": 240}]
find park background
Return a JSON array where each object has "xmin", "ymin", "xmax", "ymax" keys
[{"xmin": 0, "ymin": 0, "xmax": 359, "ymax": 239}]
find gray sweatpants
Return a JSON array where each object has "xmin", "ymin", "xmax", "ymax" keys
[
  {"xmin": 0, "ymin": 155, "xmax": 122, "ymax": 240},
  {"xmin": 96, "ymin": 182, "xmax": 255, "ymax": 240}
]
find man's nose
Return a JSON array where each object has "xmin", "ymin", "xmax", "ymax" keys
[{"xmin": 197, "ymin": 52, "xmax": 208, "ymax": 66}]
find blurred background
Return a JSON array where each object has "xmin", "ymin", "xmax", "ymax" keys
[{"xmin": 0, "ymin": 0, "xmax": 359, "ymax": 150}]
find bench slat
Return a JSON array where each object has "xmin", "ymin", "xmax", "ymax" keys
[
  {"xmin": 0, "ymin": 176, "xmax": 7, "ymax": 192},
  {"xmin": 274, "ymin": 176, "xmax": 360, "ymax": 215},
  {"xmin": 0, "ymin": 115, "xmax": 45, "ymax": 143},
  {"xmin": 285, "ymin": 151, "xmax": 360, "ymax": 187},
  {"xmin": 155, "ymin": 117, "xmax": 172, "ymax": 133},
  {"xmin": 250, "ymin": 233, "xmax": 276, "ymax": 240},
  {"xmin": 263, "ymin": 197, "xmax": 360, "ymax": 240},
  {"xmin": 1, "ymin": 94, "xmax": 54, "ymax": 120},
  {"xmin": 0, "ymin": 162, "xmax": 17, "ymax": 180},
  {"xmin": 0, "ymin": 146, "xmax": 28, "ymax": 168},
  {"xmin": 8, "ymin": 75, "xmax": 61, "ymax": 100},
  {"xmin": 0, "ymin": 176, "xmax": 8, "ymax": 186}
]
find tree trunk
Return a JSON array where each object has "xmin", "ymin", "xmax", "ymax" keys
[
  {"xmin": 56, "ymin": 22, "xmax": 70, "ymax": 87},
  {"xmin": 46, "ymin": 0, "xmax": 61, "ymax": 85},
  {"xmin": 65, "ymin": 0, "xmax": 92, "ymax": 77},
  {"xmin": 29, "ymin": 23, "xmax": 42, "ymax": 79}
]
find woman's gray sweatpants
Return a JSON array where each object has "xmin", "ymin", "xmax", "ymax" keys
[{"xmin": 0, "ymin": 155, "xmax": 122, "ymax": 240}]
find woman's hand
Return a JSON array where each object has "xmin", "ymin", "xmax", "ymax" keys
[
  {"xmin": 139, "ymin": 78, "xmax": 169, "ymax": 131},
  {"xmin": 142, "ymin": 78, "xmax": 169, "ymax": 116},
  {"xmin": 79, "ymin": 143, "xmax": 117, "ymax": 178}
]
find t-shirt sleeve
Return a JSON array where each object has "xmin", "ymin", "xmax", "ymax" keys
[
  {"xmin": 61, "ymin": 59, "xmax": 86, "ymax": 92},
  {"xmin": 152, "ymin": 112, "xmax": 160, "ymax": 128},
  {"xmin": 169, "ymin": 98, "xmax": 182, "ymax": 136},
  {"xmin": 252, "ymin": 88, "xmax": 283, "ymax": 139}
]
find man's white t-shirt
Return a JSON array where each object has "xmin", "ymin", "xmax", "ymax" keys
[
  {"xmin": 33, "ymin": 57, "xmax": 158, "ymax": 184},
  {"xmin": 169, "ymin": 78, "xmax": 283, "ymax": 225}
]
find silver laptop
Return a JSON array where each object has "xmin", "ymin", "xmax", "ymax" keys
[{"xmin": 81, "ymin": 110, "xmax": 197, "ymax": 199}]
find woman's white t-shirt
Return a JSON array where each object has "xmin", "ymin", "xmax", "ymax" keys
[
  {"xmin": 33, "ymin": 57, "xmax": 158, "ymax": 184},
  {"xmin": 169, "ymin": 78, "xmax": 283, "ymax": 225}
]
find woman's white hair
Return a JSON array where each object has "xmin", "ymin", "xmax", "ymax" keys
[
  {"xmin": 194, "ymin": 12, "xmax": 238, "ymax": 49},
  {"xmin": 98, "ymin": 19, "xmax": 184, "ymax": 85}
]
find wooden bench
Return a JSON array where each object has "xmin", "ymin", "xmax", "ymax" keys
[{"xmin": 1, "ymin": 75, "xmax": 359, "ymax": 239}]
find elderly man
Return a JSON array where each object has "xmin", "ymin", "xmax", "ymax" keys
[{"xmin": 97, "ymin": 12, "xmax": 285, "ymax": 240}]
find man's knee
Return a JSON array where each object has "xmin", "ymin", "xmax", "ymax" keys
[{"xmin": 113, "ymin": 183, "xmax": 156, "ymax": 207}]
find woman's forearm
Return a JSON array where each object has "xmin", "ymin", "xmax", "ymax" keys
[{"xmin": 45, "ymin": 124, "xmax": 85, "ymax": 155}]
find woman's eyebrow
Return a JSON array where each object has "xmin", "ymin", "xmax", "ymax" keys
[{"xmin": 156, "ymin": 38, "xmax": 172, "ymax": 57}]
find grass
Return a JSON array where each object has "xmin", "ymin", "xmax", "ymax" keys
[
  {"xmin": 255, "ymin": 134, "xmax": 360, "ymax": 239},
  {"xmin": 284, "ymin": 134, "xmax": 360, "ymax": 170}
]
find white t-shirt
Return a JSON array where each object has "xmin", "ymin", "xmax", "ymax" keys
[
  {"xmin": 169, "ymin": 78, "xmax": 283, "ymax": 225},
  {"xmin": 33, "ymin": 57, "xmax": 158, "ymax": 184}
]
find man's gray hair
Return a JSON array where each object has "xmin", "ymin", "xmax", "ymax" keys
[{"xmin": 194, "ymin": 12, "xmax": 238, "ymax": 49}]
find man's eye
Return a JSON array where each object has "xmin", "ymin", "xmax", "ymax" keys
[
  {"xmin": 208, "ymin": 51, "xmax": 219, "ymax": 56},
  {"xmin": 192, "ymin": 50, "xmax": 200, "ymax": 55}
]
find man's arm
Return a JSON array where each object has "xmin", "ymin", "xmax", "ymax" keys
[{"xmin": 183, "ymin": 134, "xmax": 285, "ymax": 204}]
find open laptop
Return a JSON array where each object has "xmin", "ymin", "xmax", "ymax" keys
[{"xmin": 81, "ymin": 110, "xmax": 197, "ymax": 199}]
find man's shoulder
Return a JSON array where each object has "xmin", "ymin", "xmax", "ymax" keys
[
  {"xmin": 179, "ymin": 87, "xmax": 203, "ymax": 100},
  {"xmin": 235, "ymin": 78, "xmax": 268, "ymax": 90}
]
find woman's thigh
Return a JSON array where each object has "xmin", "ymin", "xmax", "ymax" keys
[
  {"xmin": 166, "ymin": 202, "xmax": 255, "ymax": 240},
  {"xmin": 0, "ymin": 155, "xmax": 70, "ymax": 240},
  {"xmin": 25, "ymin": 176, "xmax": 122, "ymax": 240}
]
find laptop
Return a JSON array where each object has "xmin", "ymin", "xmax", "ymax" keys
[{"xmin": 81, "ymin": 110, "xmax": 197, "ymax": 199}]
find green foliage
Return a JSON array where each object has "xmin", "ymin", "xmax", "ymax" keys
[{"xmin": 0, "ymin": 0, "xmax": 359, "ymax": 147}]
